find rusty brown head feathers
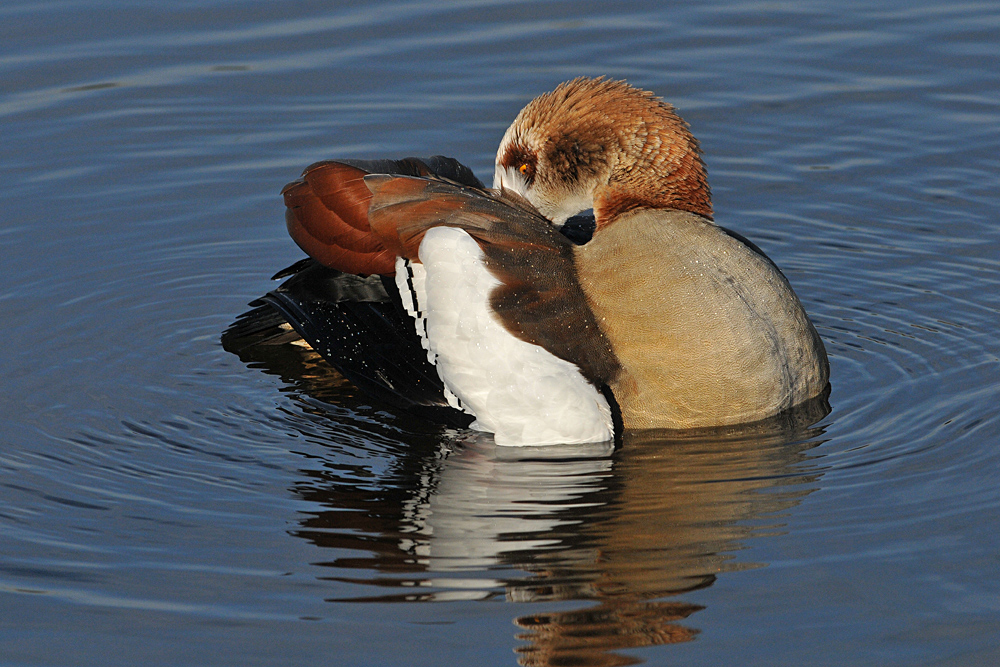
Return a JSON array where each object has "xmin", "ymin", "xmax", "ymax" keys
[{"xmin": 494, "ymin": 77, "xmax": 712, "ymax": 227}]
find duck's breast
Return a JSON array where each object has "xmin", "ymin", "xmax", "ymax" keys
[{"xmin": 574, "ymin": 209, "xmax": 829, "ymax": 429}]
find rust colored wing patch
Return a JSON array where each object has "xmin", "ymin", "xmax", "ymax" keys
[
  {"xmin": 282, "ymin": 162, "xmax": 397, "ymax": 275},
  {"xmin": 365, "ymin": 175, "xmax": 622, "ymax": 388},
  {"xmin": 281, "ymin": 157, "xmax": 487, "ymax": 276}
]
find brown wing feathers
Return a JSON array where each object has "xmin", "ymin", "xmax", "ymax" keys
[
  {"xmin": 283, "ymin": 162, "xmax": 621, "ymax": 389},
  {"xmin": 281, "ymin": 158, "xmax": 488, "ymax": 276},
  {"xmin": 282, "ymin": 162, "xmax": 397, "ymax": 275},
  {"xmin": 365, "ymin": 174, "xmax": 505, "ymax": 257}
]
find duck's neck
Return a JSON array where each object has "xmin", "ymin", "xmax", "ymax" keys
[{"xmin": 594, "ymin": 119, "xmax": 713, "ymax": 227}]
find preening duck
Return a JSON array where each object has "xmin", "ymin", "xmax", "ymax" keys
[{"xmin": 225, "ymin": 77, "xmax": 829, "ymax": 445}]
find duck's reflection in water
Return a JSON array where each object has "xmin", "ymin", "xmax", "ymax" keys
[
  {"xmin": 226, "ymin": 321, "xmax": 829, "ymax": 665},
  {"xmin": 286, "ymin": 376, "xmax": 829, "ymax": 666},
  {"xmin": 509, "ymin": 411, "xmax": 828, "ymax": 667},
  {"xmin": 221, "ymin": 141, "xmax": 833, "ymax": 663}
]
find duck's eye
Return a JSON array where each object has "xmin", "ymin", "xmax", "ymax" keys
[{"xmin": 502, "ymin": 145, "xmax": 536, "ymax": 186}]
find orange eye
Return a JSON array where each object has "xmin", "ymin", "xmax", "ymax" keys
[{"xmin": 518, "ymin": 163, "xmax": 529, "ymax": 175}]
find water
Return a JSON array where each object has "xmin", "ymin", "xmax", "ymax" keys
[{"xmin": 2, "ymin": 1, "xmax": 999, "ymax": 665}]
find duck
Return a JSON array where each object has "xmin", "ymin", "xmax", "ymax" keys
[{"xmin": 225, "ymin": 77, "xmax": 829, "ymax": 446}]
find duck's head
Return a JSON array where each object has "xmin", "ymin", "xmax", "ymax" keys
[{"xmin": 494, "ymin": 77, "xmax": 712, "ymax": 227}]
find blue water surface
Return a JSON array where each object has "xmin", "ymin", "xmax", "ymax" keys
[{"xmin": 1, "ymin": 1, "xmax": 999, "ymax": 665}]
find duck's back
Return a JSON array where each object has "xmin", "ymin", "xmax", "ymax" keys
[{"xmin": 573, "ymin": 208, "xmax": 829, "ymax": 429}]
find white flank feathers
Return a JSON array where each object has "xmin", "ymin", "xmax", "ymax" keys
[{"xmin": 399, "ymin": 227, "xmax": 613, "ymax": 446}]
